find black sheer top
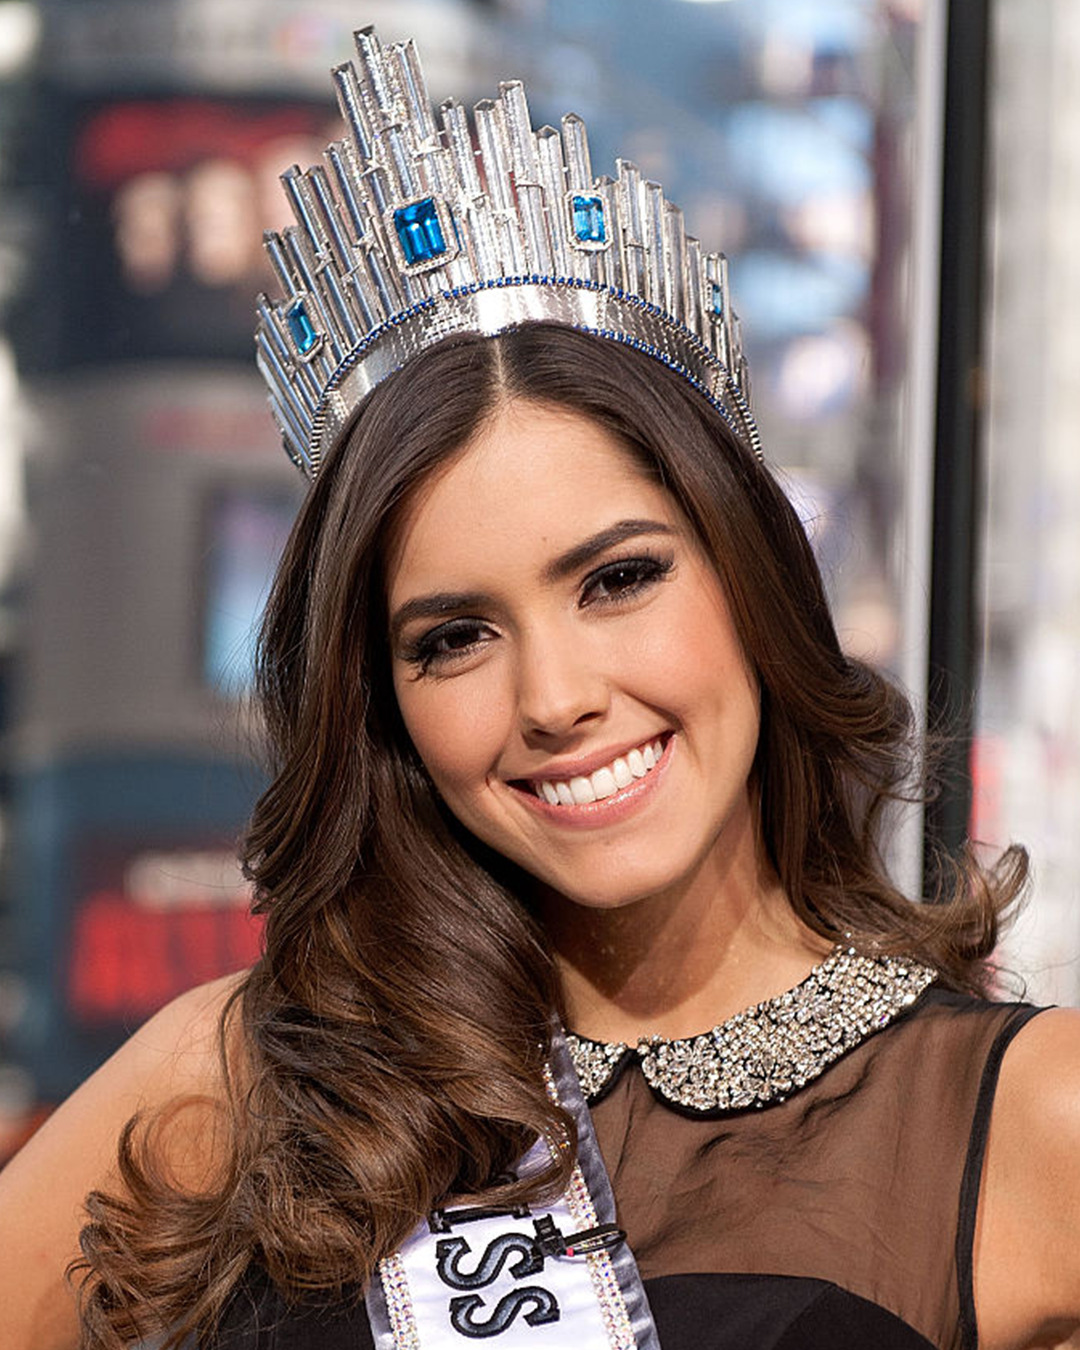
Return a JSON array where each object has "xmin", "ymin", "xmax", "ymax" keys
[{"xmin": 211, "ymin": 987, "xmax": 1043, "ymax": 1350}]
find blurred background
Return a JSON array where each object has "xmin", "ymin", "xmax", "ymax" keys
[{"xmin": 0, "ymin": 0, "xmax": 1077, "ymax": 1162}]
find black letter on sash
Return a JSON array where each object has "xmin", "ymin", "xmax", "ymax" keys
[
  {"xmin": 448, "ymin": 1288, "xmax": 560, "ymax": 1338},
  {"xmin": 435, "ymin": 1234, "xmax": 544, "ymax": 1289}
]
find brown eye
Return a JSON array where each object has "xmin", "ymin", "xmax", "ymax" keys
[
  {"xmin": 403, "ymin": 618, "xmax": 494, "ymax": 674},
  {"xmin": 581, "ymin": 554, "xmax": 674, "ymax": 606}
]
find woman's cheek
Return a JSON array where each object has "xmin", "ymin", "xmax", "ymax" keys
[{"xmin": 400, "ymin": 669, "xmax": 510, "ymax": 802}]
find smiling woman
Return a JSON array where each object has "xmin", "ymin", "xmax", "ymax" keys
[{"xmin": 3, "ymin": 27, "xmax": 1080, "ymax": 1350}]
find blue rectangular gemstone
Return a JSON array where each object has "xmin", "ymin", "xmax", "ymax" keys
[
  {"xmin": 286, "ymin": 299, "xmax": 318, "ymax": 354},
  {"xmin": 570, "ymin": 194, "xmax": 606, "ymax": 244},
  {"xmin": 710, "ymin": 282, "xmax": 725, "ymax": 319},
  {"xmin": 394, "ymin": 197, "xmax": 448, "ymax": 265}
]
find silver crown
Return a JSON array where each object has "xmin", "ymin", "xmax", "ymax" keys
[{"xmin": 256, "ymin": 27, "xmax": 761, "ymax": 479}]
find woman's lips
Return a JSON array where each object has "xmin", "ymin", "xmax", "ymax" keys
[
  {"xmin": 530, "ymin": 736, "xmax": 665, "ymax": 805},
  {"xmin": 509, "ymin": 733, "xmax": 674, "ymax": 826}
]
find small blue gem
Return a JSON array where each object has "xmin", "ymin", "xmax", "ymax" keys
[
  {"xmin": 394, "ymin": 198, "xmax": 448, "ymax": 266},
  {"xmin": 286, "ymin": 300, "xmax": 318, "ymax": 355},
  {"xmin": 569, "ymin": 195, "xmax": 602, "ymax": 245},
  {"xmin": 711, "ymin": 282, "xmax": 725, "ymax": 319}
]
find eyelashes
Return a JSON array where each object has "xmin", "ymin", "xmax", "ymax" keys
[
  {"xmin": 580, "ymin": 552, "xmax": 674, "ymax": 606},
  {"xmin": 399, "ymin": 551, "xmax": 675, "ymax": 676},
  {"xmin": 401, "ymin": 616, "xmax": 494, "ymax": 674}
]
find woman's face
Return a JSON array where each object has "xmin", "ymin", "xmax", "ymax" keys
[{"xmin": 387, "ymin": 399, "xmax": 762, "ymax": 911}]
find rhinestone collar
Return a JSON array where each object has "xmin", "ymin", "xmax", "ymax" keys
[{"xmin": 566, "ymin": 948, "xmax": 937, "ymax": 1115}]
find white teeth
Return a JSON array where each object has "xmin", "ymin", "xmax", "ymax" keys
[{"xmin": 531, "ymin": 736, "xmax": 667, "ymax": 806}]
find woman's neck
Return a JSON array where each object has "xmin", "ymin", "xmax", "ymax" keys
[{"xmin": 540, "ymin": 842, "xmax": 833, "ymax": 1044}]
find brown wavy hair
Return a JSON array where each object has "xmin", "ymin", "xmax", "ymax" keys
[{"xmin": 76, "ymin": 323, "xmax": 1026, "ymax": 1347}]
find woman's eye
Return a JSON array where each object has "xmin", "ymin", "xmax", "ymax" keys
[
  {"xmin": 403, "ymin": 619, "xmax": 492, "ymax": 673},
  {"xmin": 581, "ymin": 554, "xmax": 674, "ymax": 606}
]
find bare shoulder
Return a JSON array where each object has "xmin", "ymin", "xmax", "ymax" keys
[
  {"xmin": 974, "ymin": 1007, "xmax": 1080, "ymax": 1350},
  {"xmin": 103, "ymin": 967, "xmax": 247, "ymax": 1094},
  {"xmin": 0, "ymin": 971, "xmax": 249, "ymax": 1350}
]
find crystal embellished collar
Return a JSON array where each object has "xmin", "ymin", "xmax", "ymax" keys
[{"xmin": 566, "ymin": 948, "xmax": 937, "ymax": 1114}]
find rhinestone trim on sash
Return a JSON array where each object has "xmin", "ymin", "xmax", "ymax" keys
[
  {"xmin": 542, "ymin": 1065, "xmax": 637, "ymax": 1350},
  {"xmin": 566, "ymin": 949, "xmax": 937, "ymax": 1112}
]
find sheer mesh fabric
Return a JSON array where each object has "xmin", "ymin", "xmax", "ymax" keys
[{"xmin": 588, "ymin": 989, "xmax": 1039, "ymax": 1350}]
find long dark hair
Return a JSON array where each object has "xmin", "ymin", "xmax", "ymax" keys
[{"xmin": 76, "ymin": 324, "xmax": 1025, "ymax": 1347}]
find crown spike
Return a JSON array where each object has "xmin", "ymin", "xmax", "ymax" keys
[
  {"xmin": 379, "ymin": 122, "xmax": 423, "ymax": 201},
  {"xmin": 353, "ymin": 27, "xmax": 403, "ymax": 130},
  {"xmin": 474, "ymin": 98, "xmax": 515, "ymax": 216},
  {"xmin": 666, "ymin": 203, "xmax": 688, "ymax": 329},
  {"xmin": 363, "ymin": 241, "xmax": 403, "ymax": 315},
  {"xmin": 325, "ymin": 143, "xmax": 369, "ymax": 247},
  {"xmin": 256, "ymin": 304, "xmax": 317, "ymax": 426},
  {"xmin": 644, "ymin": 182, "xmax": 668, "ymax": 312},
  {"xmin": 592, "ymin": 177, "xmax": 617, "ymax": 288},
  {"xmin": 499, "ymin": 81, "xmax": 541, "ymax": 186},
  {"xmin": 390, "ymin": 40, "xmax": 438, "ymax": 144},
  {"xmin": 707, "ymin": 252, "xmax": 733, "ymax": 373},
  {"xmin": 321, "ymin": 260, "xmax": 363, "ymax": 347},
  {"xmin": 281, "ymin": 166, "xmax": 331, "ymax": 266},
  {"xmin": 440, "ymin": 99, "xmax": 484, "ymax": 203},
  {"xmin": 536, "ymin": 126, "xmax": 571, "ymax": 278},
  {"xmin": 561, "ymin": 114, "xmax": 593, "ymax": 194},
  {"xmin": 282, "ymin": 227, "xmax": 344, "ymax": 364},
  {"xmin": 460, "ymin": 198, "xmax": 502, "ymax": 282},
  {"xmin": 257, "ymin": 338, "xmax": 312, "ymax": 464},
  {"xmin": 684, "ymin": 236, "xmax": 703, "ymax": 338},
  {"xmin": 257, "ymin": 295, "xmax": 321, "ymax": 410},
  {"xmin": 474, "ymin": 98, "xmax": 525, "ymax": 274},
  {"xmin": 331, "ymin": 63, "xmax": 375, "ymax": 164},
  {"xmin": 615, "ymin": 161, "xmax": 647, "ymax": 300},
  {"xmin": 359, "ymin": 161, "xmax": 391, "ymax": 219},
  {"xmin": 307, "ymin": 165, "xmax": 355, "ymax": 273},
  {"xmin": 263, "ymin": 230, "xmax": 299, "ymax": 298}
]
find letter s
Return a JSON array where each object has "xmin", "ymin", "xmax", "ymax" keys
[
  {"xmin": 448, "ymin": 1287, "xmax": 560, "ymax": 1338},
  {"xmin": 435, "ymin": 1233, "xmax": 544, "ymax": 1289}
]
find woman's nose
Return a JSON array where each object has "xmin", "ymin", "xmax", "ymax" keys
[{"xmin": 515, "ymin": 627, "xmax": 610, "ymax": 740}]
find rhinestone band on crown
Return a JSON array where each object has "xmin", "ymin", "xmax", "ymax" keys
[
  {"xmin": 566, "ymin": 949, "xmax": 937, "ymax": 1114},
  {"xmin": 256, "ymin": 26, "xmax": 761, "ymax": 479}
]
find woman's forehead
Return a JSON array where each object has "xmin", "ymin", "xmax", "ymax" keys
[{"xmin": 384, "ymin": 401, "xmax": 682, "ymax": 602}]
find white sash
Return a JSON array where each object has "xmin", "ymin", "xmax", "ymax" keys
[{"xmin": 366, "ymin": 1032, "xmax": 660, "ymax": 1350}]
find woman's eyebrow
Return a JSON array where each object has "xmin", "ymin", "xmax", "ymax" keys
[
  {"xmin": 541, "ymin": 519, "xmax": 677, "ymax": 582},
  {"xmin": 389, "ymin": 590, "xmax": 491, "ymax": 643}
]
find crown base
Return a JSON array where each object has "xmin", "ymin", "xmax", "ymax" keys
[{"xmin": 269, "ymin": 277, "xmax": 761, "ymax": 479}]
